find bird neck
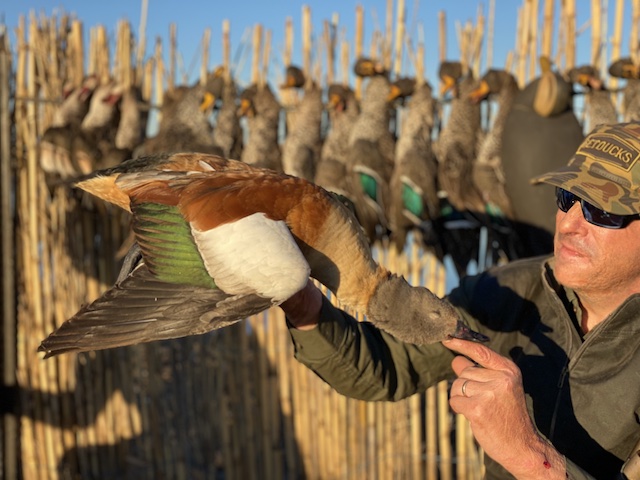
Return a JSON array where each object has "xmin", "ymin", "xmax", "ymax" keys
[{"xmin": 287, "ymin": 191, "xmax": 389, "ymax": 312}]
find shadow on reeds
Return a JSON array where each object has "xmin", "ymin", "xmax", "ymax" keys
[{"xmin": 9, "ymin": 323, "xmax": 305, "ymax": 479}]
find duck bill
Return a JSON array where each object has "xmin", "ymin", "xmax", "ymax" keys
[
  {"xmin": 440, "ymin": 75, "xmax": 456, "ymax": 96},
  {"xmin": 387, "ymin": 84, "xmax": 402, "ymax": 102},
  {"xmin": 281, "ymin": 73, "xmax": 297, "ymax": 88},
  {"xmin": 238, "ymin": 98, "xmax": 254, "ymax": 117},
  {"xmin": 468, "ymin": 80, "xmax": 490, "ymax": 103},
  {"xmin": 199, "ymin": 92, "xmax": 216, "ymax": 112},
  {"xmin": 327, "ymin": 93, "xmax": 342, "ymax": 111}
]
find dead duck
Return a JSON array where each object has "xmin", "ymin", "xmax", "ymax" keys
[
  {"xmin": 134, "ymin": 80, "xmax": 224, "ymax": 157},
  {"xmin": 608, "ymin": 57, "xmax": 640, "ymax": 122},
  {"xmin": 203, "ymin": 67, "xmax": 243, "ymax": 160},
  {"xmin": 239, "ymin": 83, "xmax": 283, "ymax": 172},
  {"xmin": 78, "ymin": 80, "xmax": 127, "ymax": 169},
  {"xmin": 40, "ymin": 76, "xmax": 99, "ymax": 181},
  {"xmin": 468, "ymin": 69, "xmax": 519, "ymax": 220},
  {"xmin": 388, "ymin": 78, "xmax": 439, "ymax": 252},
  {"xmin": 346, "ymin": 57, "xmax": 396, "ymax": 242},
  {"xmin": 435, "ymin": 60, "xmax": 484, "ymax": 214},
  {"xmin": 315, "ymin": 84, "xmax": 360, "ymax": 201},
  {"xmin": 50, "ymin": 75, "xmax": 99, "ymax": 129},
  {"xmin": 280, "ymin": 66, "xmax": 324, "ymax": 181},
  {"xmin": 37, "ymin": 152, "xmax": 487, "ymax": 357},
  {"xmin": 568, "ymin": 64, "xmax": 619, "ymax": 129},
  {"xmin": 98, "ymin": 85, "xmax": 149, "ymax": 170}
]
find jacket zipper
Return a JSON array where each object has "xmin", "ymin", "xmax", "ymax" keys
[{"xmin": 549, "ymin": 359, "xmax": 570, "ymax": 442}]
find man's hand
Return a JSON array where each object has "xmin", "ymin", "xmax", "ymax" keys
[
  {"xmin": 443, "ymin": 338, "xmax": 566, "ymax": 479},
  {"xmin": 279, "ymin": 280, "xmax": 323, "ymax": 330}
]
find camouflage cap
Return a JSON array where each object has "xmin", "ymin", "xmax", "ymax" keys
[{"xmin": 531, "ymin": 122, "xmax": 640, "ymax": 215}]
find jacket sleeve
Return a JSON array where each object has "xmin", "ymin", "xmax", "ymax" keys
[
  {"xmin": 287, "ymin": 295, "xmax": 456, "ymax": 401},
  {"xmin": 564, "ymin": 458, "xmax": 598, "ymax": 479}
]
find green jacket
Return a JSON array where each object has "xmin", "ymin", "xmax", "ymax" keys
[{"xmin": 288, "ymin": 256, "xmax": 640, "ymax": 479}]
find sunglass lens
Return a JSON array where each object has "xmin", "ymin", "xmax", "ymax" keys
[
  {"xmin": 583, "ymin": 206, "xmax": 625, "ymax": 228},
  {"xmin": 555, "ymin": 188, "xmax": 575, "ymax": 213}
]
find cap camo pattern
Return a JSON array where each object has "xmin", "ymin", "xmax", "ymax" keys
[{"xmin": 531, "ymin": 122, "xmax": 640, "ymax": 215}]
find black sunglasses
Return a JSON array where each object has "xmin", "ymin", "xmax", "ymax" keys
[{"xmin": 555, "ymin": 187, "xmax": 639, "ymax": 229}]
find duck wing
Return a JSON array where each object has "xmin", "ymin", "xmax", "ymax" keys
[{"xmin": 38, "ymin": 255, "xmax": 271, "ymax": 358}]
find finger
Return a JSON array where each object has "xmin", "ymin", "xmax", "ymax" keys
[
  {"xmin": 451, "ymin": 354, "xmax": 477, "ymax": 376},
  {"xmin": 443, "ymin": 338, "xmax": 512, "ymax": 371},
  {"xmin": 451, "ymin": 377, "xmax": 473, "ymax": 398}
]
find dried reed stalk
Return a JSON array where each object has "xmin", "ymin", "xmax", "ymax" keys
[
  {"xmin": 456, "ymin": 413, "xmax": 468, "ymax": 479},
  {"xmin": 528, "ymin": 0, "xmax": 538, "ymax": 83},
  {"xmin": 262, "ymin": 29, "xmax": 272, "ymax": 89},
  {"xmin": 438, "ymin": 11, "xmax": 446, "ymax": 63},
  {"xmin": 486, "ymin": 0, "xmax": 496, "ymax": 68},
  {"xmin": 517, "ymin": 0, "xmax": 530, "ymax": 87},
  {"xmin": 169, "ymin": 23, "xmax": 176, "ymax": 90},
  {"xmin": 154, "ymin": 37, "xmax": 165, "ymax": 109},
  {"xmin": 393, "ymin": 0, "xmax": 405, "ymax": 78},
  {"xmin": 69, "ymin": 20, "xmax": 84, "ymax": 85},
  {"xmin": 200, "ymin": 28, "xmax": 211, "ymax": 86},
  {"xmin": 340, "ymin": 33, "xmax": 350, "ymax": 86},
  {"xmin": 471, "ymin": 9, "xmax": 485, "ymax": 78},
  {"xmin": 117, "ymin": 20, "xmax": 133, "ymax": 87},
  {"xmin": 565, "ymin": 0, "xmax": 576, "ymax": 70},
  {"xmin": 324, "ymin": 20, "xmax": 334, "ymax": 85},
  {"xmin": 136, "ymin": 0, "xmax": 148, "ymax": 84},
  {"xmin": 415, "ymin": 40, "xmax": 425, "ymax": 86},
  {"xmin": 354, "ymin": 5, "xmax": 364, "ymax": 99},
  {"xmin": 251, "ymin": 24, "xmax": 262, "ymax": 86},
  {"xmin": 632, "ymin": 0, "xmax": 640, "ymax": 64},
  {"xmin": 302, "ymin": 6, "xmax": 312, "ymax": 80},
  {"xmin": 591, "ymin": 0, "xmax": 602, "ymax": 69},
  {"xmin": 223, "ymin": 20, "xmax": 231, "ymax": 81},
  {"xmin": 609, "ymin": 0, "xmax": 624, "ymax": 106},
  {"xmin": 96, "ymin": 23, "xmax": 111, "ymax": 82},
  {"xmin": 541, "ymin": 0, "xmax": 554, "ymax": 59},
  {"xmin": 0, "ymin": 30, "xmax": 18, "ymax": 480}
]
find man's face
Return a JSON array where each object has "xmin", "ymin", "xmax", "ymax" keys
[{"xmin": 554, "ymin": 200, "xmax": 640, "ymax": 297}]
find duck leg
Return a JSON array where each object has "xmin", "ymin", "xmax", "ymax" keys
[{"xmin": 116, "ymin": 242, "xmax": 143, "ymax": 285}]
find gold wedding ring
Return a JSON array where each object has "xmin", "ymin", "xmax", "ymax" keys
[{"xmin": 461, "ymin": 380, "xmax": 470, "ymax": 397}]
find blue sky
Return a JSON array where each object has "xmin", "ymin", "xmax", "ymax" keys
[{"xmin": 2, "ymin": 1, "xmax": 634, "ymax": 88}]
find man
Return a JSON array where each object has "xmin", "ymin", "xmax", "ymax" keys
[{"xmin": 280, "ymin": 122, "xmax": 640, "ymax": 479}]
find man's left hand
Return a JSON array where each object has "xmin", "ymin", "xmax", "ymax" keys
[{"xmin": 443, "ymin": 338, "xmax": 566, "ymax": 479}]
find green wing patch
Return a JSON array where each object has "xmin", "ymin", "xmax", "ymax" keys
[
  {"xmin": 359, "ymin": 172, "xmax": 378, "ymax": 201},
  {"xmin": 401, "ymin": 182, "xmax": 424, "ymax": 218},
  {"xmin": 132, "ymin": 202, "xmax": 216, "ymax": 289}
]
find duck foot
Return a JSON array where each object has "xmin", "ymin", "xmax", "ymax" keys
[{"xmin": 116, "ymin": 242, "xmax": 143, "ymax": 285}]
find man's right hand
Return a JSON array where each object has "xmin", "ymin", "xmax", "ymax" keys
[{"xmin": 279, "ymin": 280, "xmax": 323, "ymax": 330}]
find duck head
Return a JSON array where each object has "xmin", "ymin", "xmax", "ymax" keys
[
  {"xmin": 353, "ymin": 57, "xmax": 387, "ymax": 78},
  {"xmin": 388, "ymin": 77, "xmax": 417, "ymax": 104},
  {"xmin": 438, "ymin": 61, "xmax": 464, "ymax": 97},
  {"xmin": 281, "ymin": 65, "xmax": 306, "ymax": 89},
  {"xmin": 608, "ymin": 57, "xmax": 640, "ymax": 79},
  {"xmin": 200, "ymin": 66, "xmax": 226, "ymax": 112},
  {"xmin": 468, "ymin": 69, "xmax": 516, "ymax": 103},
  {"xmin": 568, "ymin": 65, "xmax": 604, "ymax": 90}
]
